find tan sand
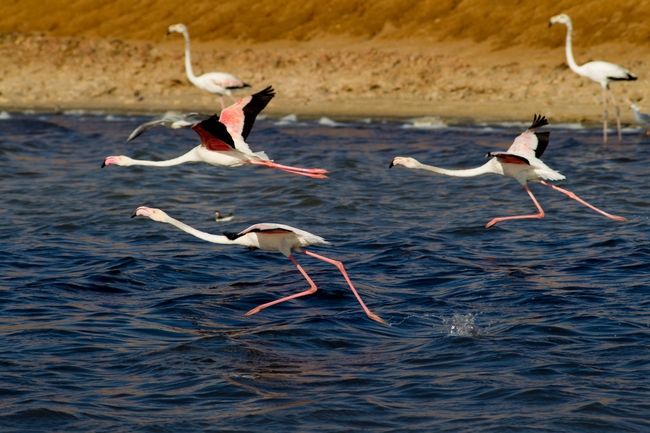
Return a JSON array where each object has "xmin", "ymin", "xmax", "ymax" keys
[{"xmin": 0, "ymin": 1, "xmax": 648, "ymax": 123}]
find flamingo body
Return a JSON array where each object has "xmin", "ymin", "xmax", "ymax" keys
[
  {"xmin": 132, "ymin": 206, "xmax": 385, "ymax": 324},
  {"xmin": 549, "ymin": 14, "xmax": 636, "ymax": 143},
  {"xmin": 390, "ymin": 115, "xmax": 626, "ymax": 227},
  {"xmin": 103, "ymin": 86, "xmax": 328, "ymax": 178}
]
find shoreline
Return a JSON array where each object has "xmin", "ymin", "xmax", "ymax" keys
[{"xmin": 0, "ymin": 32, "xmax": 646, "ymax": 125}]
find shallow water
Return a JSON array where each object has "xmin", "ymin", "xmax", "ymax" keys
[{"xmin": 1, "ymin": 113, "xmax": 649, "ymax": 432}]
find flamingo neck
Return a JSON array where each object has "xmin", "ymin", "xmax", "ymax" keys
[
  {"xmin": 412, "ymin": 159, "xmax": 499, "ymax": 178},
  {"xmin": 562, "ymin": 22, "xmax": 582, "ymax": 75},
  {"xmin": 165, "ymin": 216, "xmax": 235, "ymax": 245},
  {"xmin": 181, "ymin": 29, "xmax": 198, "ymax": 83},
  {"xmin": 122, "ymin": 147, "xmax": 202, "ymax": 167}
]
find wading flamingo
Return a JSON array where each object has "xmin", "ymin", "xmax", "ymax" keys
[
  {"xmin": 167, "ymin": 23, "xmax": 249, "ymax": 110},
  {"xmin": 389, "ymin": 115, "xmax": 626, "ymax": 228},
  {"xmin": 549, "ymin": 14, "xmax": 636, "ymax": 144},
  {"xmin": 127, "ymin": 112, "xmax": 210, "ymax": 142},
  {"xmin": 103, "ymin": 86, "xmax": 328, "ymax": 179},
  {"xmin": 132, "ymin": 206, "xmax": 386, "ymax": 324}
]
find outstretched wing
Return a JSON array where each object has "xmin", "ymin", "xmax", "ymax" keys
[
  {"xmin": 224, "ymin": 222, "xmax": 326, "ymax": 244},
  {"xmin": 506, "ymin": 114, "xmax": 550, "ymax": 159},
  {"xmin": 191, "ymin": 115, "xmax": 236, "ymax": 151},
  {"xmin": 127, "ymin": 119, "xmax": 166, "ymax": 142},
  {"xmin": 219, "ymin": 86, "xmax": 275, "ymax": 142}
]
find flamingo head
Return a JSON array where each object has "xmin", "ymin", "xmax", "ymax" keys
[
  {"xmin": 101, "ymin": 155, "xmax": 132, "ymax": 167},
  {"xmin": 389, "ymin": 156, "xmax": 420, "ymax": 169},
  {"xmin": 131, "ymin": 206, "xmax": 170, "ymax": 223},
  {"xmin": 167, "ymin": 23, "xmax": 188, "ymax": 36},
  {"xmin": 549, "ymin": 14, "xmax": 571, "ymax": 28}
]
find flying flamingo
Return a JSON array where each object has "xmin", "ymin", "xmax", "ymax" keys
[
  {"xmin": 132, "ymin": 206, "xmax": 386, "ymax": 324},
  {"xmin": 167, "ymin": 23, "xmax": 249, "ymax": 111},
  {"xmin": 127, "ymin": 112, "xmax": 210, "ymax": 142},
  {"xmin": 389, "ymin": 115, "xmax": 626, "ymax": 228},
  {"xmin": 549, "ymin": 14, "xmax": 637, "ymax": 144},
  {"xmin": 103, "ymin": 86, "xmax": 329, "ymax": 179}
]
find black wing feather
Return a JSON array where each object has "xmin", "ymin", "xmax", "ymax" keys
[
  {"xmin": 198, "ymin": 115, "xmax": 235, "ymax": 148},
  {"xmin": 534, "ymin": 131, "xmax": 550, "ymax": 158},
  {"xmin": 529, "ymin": 114, "xmax": 548, "ymax": 130},
  {"xmin": 241, "ymin": 86, "xmax": 275, "ymax": 140}
]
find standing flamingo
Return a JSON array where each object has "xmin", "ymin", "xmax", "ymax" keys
[
  {"xmin": 549, "ymin": 14, "xmax": 636, "ymax": 143},
  {"xmin": 167, "ymin": 23, "xmax": 249, "ymax": 111},
  {"xmin": 389, "ymin": 115, "xmax": 626, "ymax": 228},
  {"xmin": 103, "ymin": 86, "xmax": 328, "ymax": 178},
  {"xmin": 132, "ymin": 206, "xmax": 386, "ymax": 324}
]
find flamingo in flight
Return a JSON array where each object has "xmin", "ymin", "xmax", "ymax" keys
[
  {"xmin": 167, "ymin": 23, "xmax": 249, "ymax": 111},
  {"xmin": 127, "ymin": 112, "xmax": 210, "ymax": 142},
  {"xmin": 549, "ymin": 14, "xmax": 636, "ymax": 144},
  {"xmin": 103, "ymin": 86, "xmax": 328, "ymax": 179},
  {"xmin": 389, "ymin": 115, "xmax": 626, "ymax": 228},
  {"xmin": 132, "ymin": 206, "xmax": 386, "ymax": 324}
]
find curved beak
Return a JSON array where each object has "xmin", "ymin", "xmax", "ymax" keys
[{"xmin": 388, "ymin": 161, "xmax": 395, "ymax": 168}]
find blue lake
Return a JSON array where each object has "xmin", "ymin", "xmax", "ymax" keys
[{"xmin": 1, "ymin": 113, "xmax": 649, "ymax": 432}]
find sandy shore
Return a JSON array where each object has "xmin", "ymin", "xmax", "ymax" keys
[{"xmin": 1, "ymin": 1, "xmax": 648, "ymax": 123}]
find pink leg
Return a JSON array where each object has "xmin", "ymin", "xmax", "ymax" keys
[
  {"xmin": 602, "ymin": 86, "xmax": 608, "ymax": 144},
  {"xmin": 607, "ymin": 87, "xmax": 623, "ymax": 143},
  {"xmin": 245, "ymin": 255, "xmax": 318, "ymax": 316},
  {"xmin": 540, "ymin": 181, "xmax": 627, "ymax": 221},
  {"xmin": 302, "ymin": 250, "xmax": 386, "ymax": 324},
  {"xmin": 245, "ymin": 251, "xmax": 386, "ymax": 324},
  {"xmin": 247, "ymin": 160, "xmax": 329, "ymax": 178},
  {"xmin": 486, "ymin": 184, "xmax": 545, "ymax": 228}
]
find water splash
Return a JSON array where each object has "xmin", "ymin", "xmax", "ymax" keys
[{"xmin": 443, "ymin": 313, "xmax": 482, "ymax": 338}]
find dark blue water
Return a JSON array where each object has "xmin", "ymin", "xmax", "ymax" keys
[{"xmin": 1, "ymin": 113, "xmax": 649, "ymax": 432}]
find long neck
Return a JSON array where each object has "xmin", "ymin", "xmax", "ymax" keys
[
  {"xmin": 563, "ymin": 22, "xmax": 581, "ymax": 73},
  {"xmin": 123, "ymin": 147, "xmax": 201, "ymax": 166},
  {"xmin": 181, "ymin": 30, "xmax": 197, "ymax": 82},
  {"xmin": 165, "ymin": 217, "xmax": 234, "ymax": 245},
  {"xmin": 412, "ymin": 159, "xmax": 498, "ymax": 177}
]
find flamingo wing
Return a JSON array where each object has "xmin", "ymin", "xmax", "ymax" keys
[
  {"xmin": 191, "ymin": 115, "xmax": 236, "ymax": 151},
  {"xmin": 203, "ymin": 72, "xmax": 249, "ymax": 89},
  {"xmin": 225, "ymin": 223, "xmax": 325, "ymax": 243},
  {"xmin": 220, "ymin": 86, "xmax": 275, "ymax": 141},
  {"xmin": 487, "ymin": 152, "xmax": 530, "ymax": 165},
  {"xmin": 506, "ymin": 114, "xmax": 550, "ymax": 159}
]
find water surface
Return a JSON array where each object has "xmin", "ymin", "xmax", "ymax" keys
[{"xmin": 1, "ymin": 114, "xmax": 649, "ymax": 432}]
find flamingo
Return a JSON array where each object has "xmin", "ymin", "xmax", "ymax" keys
[
  {"xmin": 389, "ymin": 115, "xmax": 627, "ymax": 228},
  {"xmin": 132, "ymin": 206, "xmax": 386, "ymax": 324},
  {"xmin": 549, "ymin": 14, "xmax": 637, "ymax": 144},
  {"xmin": 631, "ymin": 104, "xmax": 650, "ymax": 135},
  {"xmin": 103, "ymin": 86, "xmax": 329, "ymax": 179},
  {"xmin": 127, "ymin": 112, "xmax": 210, "ymax": 142},
  {"xmin": 167, "ymin": 23, "xmax": 249, "ymax": 111}
]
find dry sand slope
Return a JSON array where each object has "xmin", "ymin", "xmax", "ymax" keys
[{"xmin": 0, "ymin": 0, "xmax": 648, "ymax": 122}]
